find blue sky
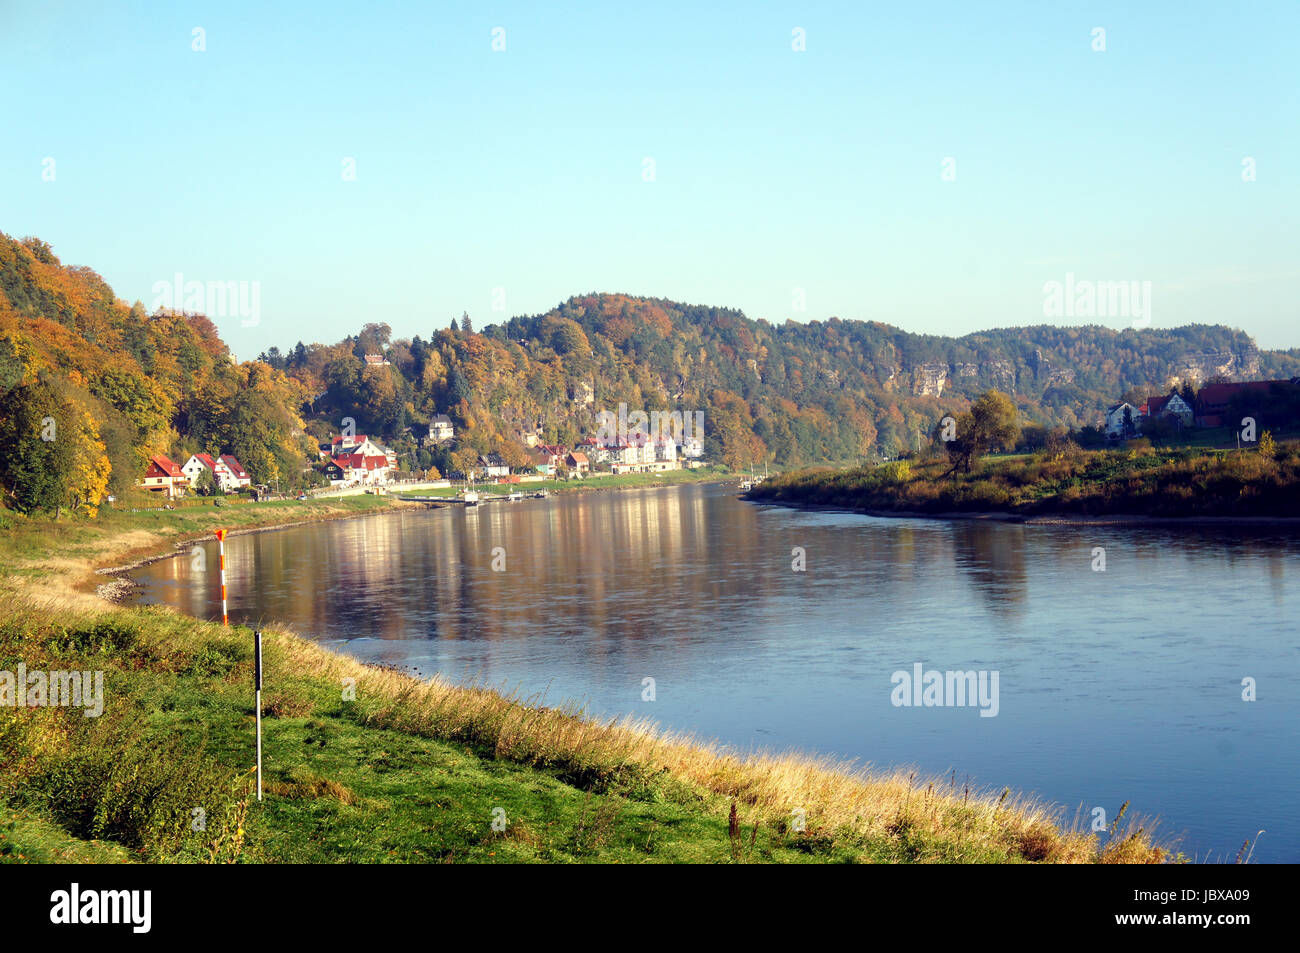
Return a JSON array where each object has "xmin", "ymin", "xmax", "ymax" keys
[{"xmin": 3, "ymin": 1, "xmax": 1297, "ymax": 357}]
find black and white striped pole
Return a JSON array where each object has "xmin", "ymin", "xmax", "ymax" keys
[{"xmin": 254, "ymin": 629, "xmax": 263, "ymax": 801}]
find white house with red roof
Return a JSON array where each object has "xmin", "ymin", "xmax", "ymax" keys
[
  {"xmin": 331, "ymin": 452, "xmax": 392, "ymax": 484},
  {"xmin": 181, "ymin": 452, "xmax": 251, "ymax": 491},
  {"xmin": 219, "ymin": 455, "xmax": 252, "ymax": 489},
  {"xmin": 182, "ymin": 453, "xmax": 229, "ymax": 488},
  {"xmin": 330, "ymin": 434, "xmax": 394, "ymax": 462},
  {"xmin": 321, "ymin": 433, "xmax": 396, "ymax": 485},
  {"xmin": 141, "ymin": 454, "xmax": 188, "ymax": 499}
]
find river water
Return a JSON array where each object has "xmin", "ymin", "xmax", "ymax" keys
[{"xmin": 132, "ymin": 482, "xmax": 1300, "ymax": 862}]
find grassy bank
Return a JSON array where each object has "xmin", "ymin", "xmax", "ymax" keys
[
  {"xmin": 749, "ymin": 442, "xmax": 1300, "ymax": 520},
  {"xmin": 0, "ymin": 503, "xmax": 1171, "ymax": 864}
]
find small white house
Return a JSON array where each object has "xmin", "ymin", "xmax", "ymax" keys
[
  {"xmin": 1104, "ymin": 402, "xmax": 1141, "ymax": 438},
  {"xmin": 182, "ymin": 453, "xmax": 250, "ymax": 491},
  {"xmin": 219, "ymin": 455, "xmax": 252, "ymax": 489},
  {"xmin": 428, "ymin": 414, "xmax": 455, "ymax": 443}
]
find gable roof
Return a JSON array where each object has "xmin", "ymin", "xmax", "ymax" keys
[
  {"xmin": 149, "ymin": 454, "xmax": 184, "ymax": 477},
  {"xmin": 1196, "ymin": 380, "xmax": 1293, "ymax": 408},
  {"xmin": 219, "ymin": 455, "xmax": 249, "ymax": 478},
  {"xmin": 566, "ymin": 451, "xmax": 589, "ymax": 465},
  {"xmin": 188, "ymin": 452, "xmax": 218, "ymax": 470}
]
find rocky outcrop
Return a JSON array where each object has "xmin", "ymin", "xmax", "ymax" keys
[
  {"xmin": 912, "ymin": 363, "xmax": 948, "ymax": 396},
  {"xmin": 982, "ymin": 360, "xmax": 1017, "ymax": 393},
  {"xmin": 1168, "ymin": 349, "xmax": 1261, "ymax": 387}
]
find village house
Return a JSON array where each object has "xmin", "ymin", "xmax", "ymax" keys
[
  {"xmin": 329, "ymin": 433, "xmax": 392, "ymax": 460},
  {"xmin": 678, "ymin": 434, "xmax": 704, "ymax": 459},
  {"xmin": 318, "ymin": 433, "xmax": 397, "ymax": 484},
  {"xmin": 1192, "ymin": 380, "xmax": 1300, "ymax": 428},
  {"xmin": 608, "ymin": 434, "xmax": 681, "ymax": 474},
  {"xmin": 530, "ymin": 444, "xmax": 566, "ymax": 475},
  {"xmin": 478, "ymin": 453, "xmax": 511, "ymax": 480},
  {"xmin": 191, "ymin": 452, "xmax": 251, "ymax": 491},
  {"xmin": 1140, "ymin": 392, "xmax": 1194, "ymax": 426},
  {"xmin": 564, "ymin": 451, "xmax": 590, "ymax": 477},
  {"xmin": 331, "ymin": 452, "xmax": 391, "ymax": 484},
  {"xmin": 140, "ymin": 454, "xmax": 187, "ymax": 499},
  {"xmin": 428, "ymin": 414, "xmax": 455, "ymax": 443},
  {"xmin": 219, "ymin": 455, "xmax": 252, "ymax": 489},
  {"xmin": 363, "ymin": 353, "xmax": 390, "ymax": 366},
  {"xmin": 321, "ymin": 457, "xmax": 349, "ymax": 484},
  {"xmin": 181, "ymin": 452, "xmax": 247, "ymax": 491},
  {"xmin": 1103, "ymin": 402, "xmax": 1141, "ymax": 438},
  {"xmin": 577, "ymin": 436, "xmax": 613, "ymax": 465}
]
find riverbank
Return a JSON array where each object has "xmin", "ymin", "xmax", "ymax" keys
[
  {"xmin": 0, "ymin": 495, "xmax": 414, "ymax": 611},
  {"xmin": 747, "ymin": 443, "xmax": 1300, "ymax": 522},
  {"xmin": 395, "ymin": 466, "xmax": 734, "ymax": 501},
  {"xmin": 0, "ymin": 498, "xmax": 1172, "ymax": 864}
]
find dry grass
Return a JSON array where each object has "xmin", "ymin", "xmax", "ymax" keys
[{"xmin": 270, "ymin": 627, "xmax": 1169, "ymax": 863}]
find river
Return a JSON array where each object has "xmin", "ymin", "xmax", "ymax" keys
[{"xmin": 131, "ymin": 482, "xmax": 1300, "ymax": 862}]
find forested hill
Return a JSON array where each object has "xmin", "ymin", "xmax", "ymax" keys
[
  {"xmin": 271, "ymin": 293, "xmax": 1286, "ymax": 470},
  {"xmin": 0, "ymin": 233, "xmax": 310, "ymax": 512},
  {"xmin": 3, "ymin": 231, "xmax": 1296, "ymax": 514}
]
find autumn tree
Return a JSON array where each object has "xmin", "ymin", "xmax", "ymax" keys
[
  {"xmin": 938, "ymin": 390, "xmax": 1021, "ymax": 475},
  {"xmin": 0, "ymin": 379, "xmax": 109, "ymax": 515}
]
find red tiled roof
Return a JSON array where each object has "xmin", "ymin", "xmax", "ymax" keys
[
  {"xmin": 1196, "ymin": 381, "xmax": 1283, "ymax": 408},
  {"xmin": 335, "ymin": 453, "xmax": 386, "ymax": 470},
  {"xmin": 190, "ymin": 453, "xmax": 218, "ymax": 470},
  {"xmin": 148, "ymin": 454, "xmax": 184, "ymax": 477},
  {"xmin": 219, "ymin": 454, "xmax": 249, "ymax": 478},
  {"xmin": 567, "ymin": 452, "xmax": 589, "ymax": 465}
]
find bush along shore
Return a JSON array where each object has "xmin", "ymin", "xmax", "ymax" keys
[
  {"xmin": 0, "ymin": 502, "xmax": 1172, "ymax": 864},
  {"xmin": 747, "ymin": 441, "xmax": 1300, "ymax": 522}
]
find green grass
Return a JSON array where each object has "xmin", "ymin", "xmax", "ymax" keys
[{"xmin": 0, "ymin": 808, "xmax": 137, "ymax": 864}]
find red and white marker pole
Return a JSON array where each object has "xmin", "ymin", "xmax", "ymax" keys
[{"xmin": 216, "ymin": 528, "xmax": 228, "ymax": 625}]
